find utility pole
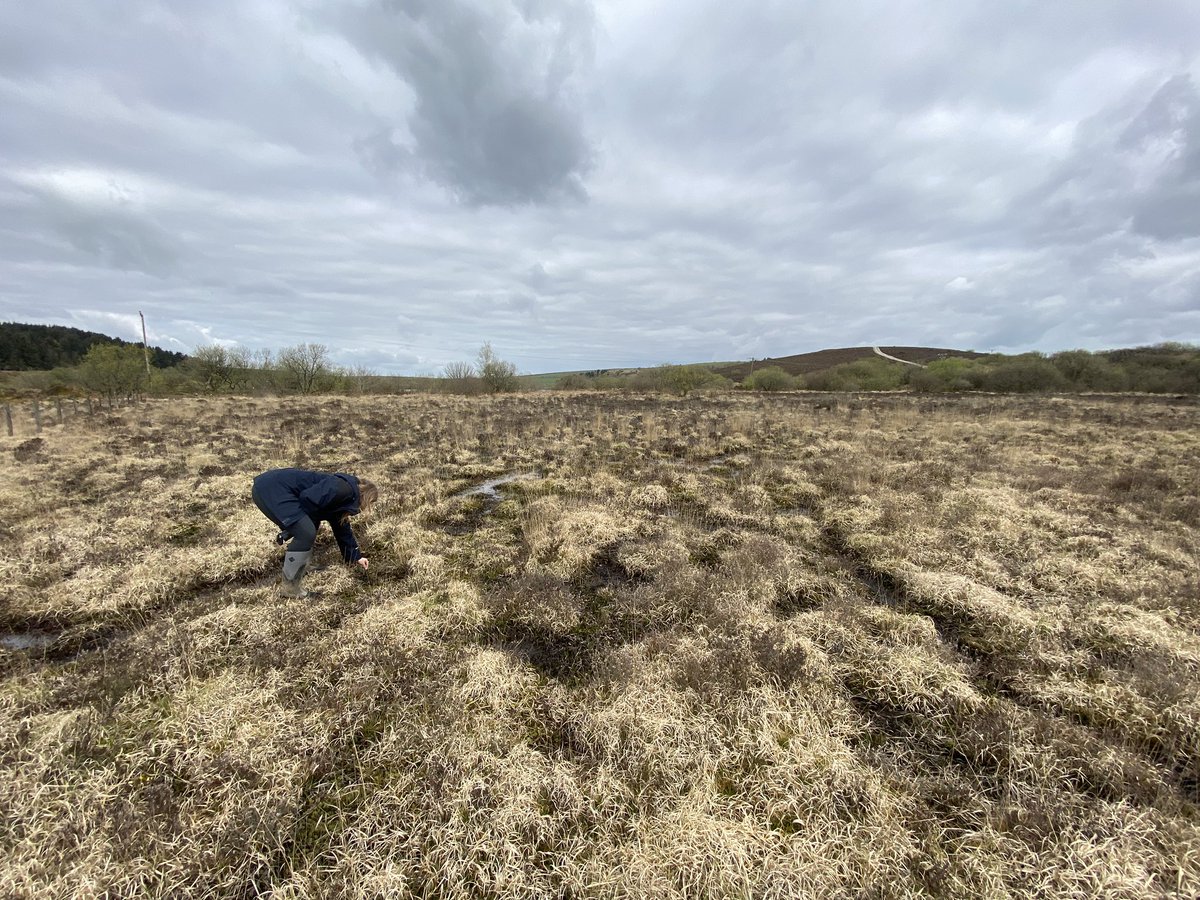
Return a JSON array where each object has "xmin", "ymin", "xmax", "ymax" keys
[{"xmin": 139, "ymin": 310, "xmax": 151, "ymax": 378}]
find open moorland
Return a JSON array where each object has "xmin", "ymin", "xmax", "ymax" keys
[{"xmin": 2, "ymin": 391, "xmax": 1198, "ymax": 898}]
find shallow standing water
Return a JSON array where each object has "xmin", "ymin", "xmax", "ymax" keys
[
  {"xmin": 0, "ymin": 632, "xmax": 57, "ymax": 651},
  {"xmin": 455, "ymin": 471, "xmax": 541, "ymax": 499}
]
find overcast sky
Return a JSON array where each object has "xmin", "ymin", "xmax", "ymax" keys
[{"xmin": 2, "ymin": 1, "xmax": 1199, "ymax": 374}]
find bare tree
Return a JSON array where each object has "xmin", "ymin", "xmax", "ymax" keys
[
  {"xmin": 188, "ymin": 345, "xmax": 235, "ymax": 393},
  {"xmin": 226, "ymin": 346, "xmax": 254, "ymax": 391},
  {"xmin": 344, "ymin": 363, "xmax": 377, "ymax": 395},
  {"xmin": 277, "ymin": 343, "xmax": 333, "ymax": 395},
  {"xmin": 441, "ymin": 360, "xmax": 481, "ymax": 394},
  {"xmin": 476, "ymin": 343, "xmax": 518, "ymax": 393}
]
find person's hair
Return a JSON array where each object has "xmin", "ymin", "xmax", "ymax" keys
[
  {"xmin": 339, "ymin": 477, "xmax": 379, "ymax": 526},
  {"xmin": 357, "ymin": 478, "xmax": 379, "ymax": 514}
]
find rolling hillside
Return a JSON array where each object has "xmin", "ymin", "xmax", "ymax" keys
[{"xmin": 712, "ymin": 346, "xmax": 985, "ymax": 381}]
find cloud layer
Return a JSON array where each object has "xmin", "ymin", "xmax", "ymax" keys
[{"xmin": 1, "ymin": 0, "xmax": 1198, "ymax": 373}]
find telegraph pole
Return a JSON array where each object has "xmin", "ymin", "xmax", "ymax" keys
[{"xmin": 139, "ymin": 310, "xmax": 151, "ymax": 378}]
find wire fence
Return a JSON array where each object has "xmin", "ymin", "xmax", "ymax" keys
[{"xmin": 2, "ymin": 397, "xmax": 131, "ymax": 439}]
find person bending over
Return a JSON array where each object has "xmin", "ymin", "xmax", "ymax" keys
[{"xmin": 251, "ymin": 468, "xmax": 379, "ymax": 598}]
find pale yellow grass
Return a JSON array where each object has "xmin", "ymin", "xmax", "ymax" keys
[{"xmin": 1, "ymin": 391, "xmax": 1197, "ymax": 898}]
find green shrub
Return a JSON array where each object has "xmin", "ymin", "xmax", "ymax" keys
[
  {"xmin": 807, "ymin": 358, "xmax": 906, "ymax": 392},
  {"xmin": 742, "ymin": 366, "xmax": 797, "ymax": 391},
  {"xmin": 909, "ymin": 357, "xmax": 983, "ymax": 392},
  {"xmin": 631, "ymin": 364, "xmax": 729, "ymax": 395},
  {"xmin": 1050, "ymin": 350, "xmax": 1129, "ymax": 391},
  {"xmin": 78, "ymin": 343, "xmax": 149, "ymax": 401},
  {"xmin": 1107, "ymin": 344, "xmax": 1200, "ymax": 393},
  {"xmin": 554, "ymin": 373, "xmax": 593, "ymax": 390},
  {"xmin": 975, "ymin": 354, "xmax": 1068, "ymax": 393}
]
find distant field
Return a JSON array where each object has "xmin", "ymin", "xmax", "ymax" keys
[
  {"xmin": 518, "ymin": 372, "xmax": 576, "ymax": 389},
  {"xmin": 2, "ymin": 392, "xmax": 1198, "ymax": 897}
]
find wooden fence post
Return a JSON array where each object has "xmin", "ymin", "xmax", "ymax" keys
[
  {"xmin": 33, "ymin": 400, "xmax": 42, "ymax": 434},
  {"xmin": 87, "ymin": 397, "xmax": 93, "ymax": 416},
  {"xmin": 56, "ymin": 399, "xmax": 64, "ymax": 425},
  {"xmin": 3, "ymin": 405, "xmax": 11, "ymax": 437}
]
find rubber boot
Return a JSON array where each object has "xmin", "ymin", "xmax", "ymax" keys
[{"xmin": 281, "ymin": 550, "xmax": 312, "ymax": 599}]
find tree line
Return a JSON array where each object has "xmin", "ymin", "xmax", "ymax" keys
[
  {"xmin": 556, "ymin": 344, "xmax": 1200, "ymax": 395},
  {"xmin": 818, "ymin": 345, "xmax": 1200, "ymax": 394},
  {"xmin": 0, "ymin": 342, "xmax": 423, "ymax": 401},
  {"xmin": 2, "ymin": 333, "xmax": 1196, "ymax": 400},
  {"xmin": 0, "ymin": 322, "xmax": 186, "ymax": 370},
  {"xmin": 0, "ymin": 341, "xmax": 518, "ymax": 401}
]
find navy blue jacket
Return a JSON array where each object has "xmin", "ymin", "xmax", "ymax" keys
[{"xmin": 253, "ymin": 468, "xmax": 364, "ymax": 562}]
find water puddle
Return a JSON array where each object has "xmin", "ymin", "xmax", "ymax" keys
[
  {"xmin": 664, "ymin": 454, "xmax": 743, "ymax": 471},
  {"xmin": 443, "ymin": 472, "xmax": 542, "ymax": 535},
  {"xmin": 0, "ymin": 631, "xmax": 58, "ymax": 652},
  {"xmin": 455, "ymin": 471, "xmax": 540, "ymax": 499}
]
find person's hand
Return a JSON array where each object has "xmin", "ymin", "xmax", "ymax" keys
[{"xmin": 357, "ymin": 557, "xmax": 370, "ymax": 571}]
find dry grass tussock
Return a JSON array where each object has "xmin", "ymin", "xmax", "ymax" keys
[{"xmin": 1, "ymin": 391, "xmax": 1198, "ymax": 898}]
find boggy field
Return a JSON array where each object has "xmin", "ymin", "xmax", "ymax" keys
[{"xmin": 2, "ymin": 391, "xmax": 1198, "ymax": 899}]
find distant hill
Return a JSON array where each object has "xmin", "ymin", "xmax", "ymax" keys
[
  {"xmin": 0, "ymin": 322, "xmax": 187, "ymax": 370},
  {"xmin": 712, "ymin": 346, "xmax": 984, "ymax": 381}
]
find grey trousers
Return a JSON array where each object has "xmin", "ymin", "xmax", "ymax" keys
[{"xmin": 252, "ymin": 486, "xmax": 318, "ymax": 552}]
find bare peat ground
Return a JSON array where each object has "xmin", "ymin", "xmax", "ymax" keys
[{"xmin": 1, "ymin": 391, "xmax": 1198, "ymax": 898}]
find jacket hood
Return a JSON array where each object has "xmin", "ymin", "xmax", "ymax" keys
[{"xmin": 333, "ymin": 473, "xmax": 361, "ymax": 514}]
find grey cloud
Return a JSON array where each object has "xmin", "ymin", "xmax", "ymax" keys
[
  {"xmin": 29, "ymin": 187, "xmax": 182, "ymax": 277},
  {"xmin": 0, "ymin": 2, "xmax": 381, "ymax": 206},
  {"xmin": 1020, "ymin": 74, "xmax": 1200, "ymax": 246},
  {"xmin": 353, "ymin": 127, "xmax": 414, "ymax": 180},
  {"xmin": 524, "ymin": 263, "xmax": 550, "ymax": 290},
  {"xmin": 65, "ymin": 309, "xmax": 146, "ymax": 342},
  {"xmin": 1154, "ymin": 271, "xmax": 1200, "ymax": 312},
  {"xmin": 333, "ymin": 0, "xmax": 596, "ymax": 205},
  {"xmin": 976, "ymin": 304, "xmax": 1073, "ymax": 352},
  {"xmin": 507, "ymin": 292, "xmax": 538, "ymax": 315},
  {"xmin": 1119, "ymin": 74, "xmax": 1200, "ymax": 158},
  {"xmin": 334, "ymin": 346, "xmax": 425, "ymax": 371},
  {"xmin": 231, "ymin": 278, "xmax": 297, "ymax": 298},
  {"xmin": 1125, "ymin": 76, "xmax": 1200, "ymax": 240},
  {"xmin": 1133, "ymin": 188, "xmax": 1200, "ymax": 241},
  {"xmin": 394, "ymin": 314, "xmax": 433, "ymax": 336},
  {"xmin": 2, "ymin": 1, "xmax": 1200, "ymax": 374},
  {"xmin": 600, "ymin": 1, "xmax": 1200, "ymax": 263}
]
